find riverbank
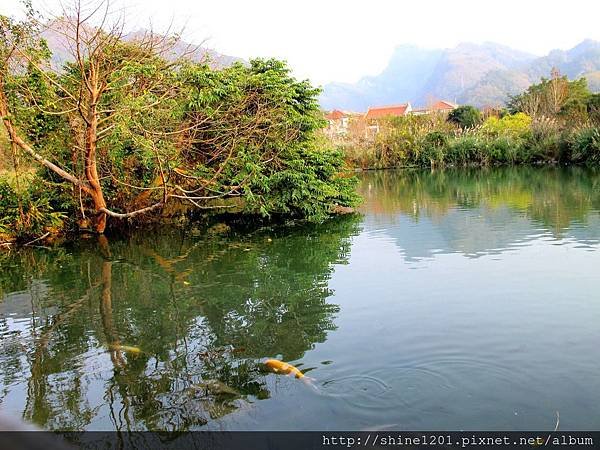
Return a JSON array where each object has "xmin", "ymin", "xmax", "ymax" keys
[
  {"xmin": 339, "ymin": 114, "xmax": 600, "ymax": 171},
  {"xmin": 333, "ymin": 75, "xmax": 600, "ymax": 170},
  {"xmin": 0, "ymin": 194, "xmax": 358, "ymax": 248}
]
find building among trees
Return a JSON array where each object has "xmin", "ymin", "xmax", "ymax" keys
[
  {"xmin": 364, "ymin": 103, "xmax": 413, "ymax": 135},
  {"xmin": 411, "ymin": 100, "xmax": 458, "ymax": 115},
  {"xmin": 324, "ymin": 110, "xmax": 350, "ymax": 135}
]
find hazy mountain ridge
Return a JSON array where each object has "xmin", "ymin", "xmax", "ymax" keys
[
  {"xmin": 39, "ymin": 21, "xmax": 600, "ymax": 109},
  {"xmin": 124, "ymin": 29, "xmax": 244, "ymax": 68},
  {"xmin": 320, "ymin": 40, "xmax": 600, "ymax": 111},
  {"xmin": 41, "ymin": 20, "xmax": 243, "ymax": 70}
]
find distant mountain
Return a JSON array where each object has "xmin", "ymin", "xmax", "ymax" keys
[
  {"xmin": 124, "ymin": 29, "xmax": 243, "ymax": 68},
  {"xmin": 41, "ymin": 20, "xmax": 242, "ymax": 70},
  {"xmin": 527, "ymin": 39, "xmax": 600, "ymax": 80},
  {"xmin": 319, "ymin": 46, "xmax": 443, "ymax": 112},
  {"xmin": 586, "ymin": 71, "xmax": 600, "ymax": 91},
  {"xmin": 320, "ymin": 40, "xmax": 600, "ymax": 111}
]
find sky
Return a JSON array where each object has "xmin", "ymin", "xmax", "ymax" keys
[{"xmin": 2, "ymin": 0, "xmax": 600, "ymax": 86}]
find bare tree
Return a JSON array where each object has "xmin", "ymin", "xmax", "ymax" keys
[
  {"xmin": 546, "ymin": 67, "xmax": 569, "ymax": 115},
  {"xmin": 518, "ymin": 90, "xmax": 543, "ymax": 117},
  {"xmin": 0, "ymin": 0, "xmax": 196, "ymax": 233},
  {"xmin": 2, "ymin": 1, "xmax": 330, "ymax": 234}
]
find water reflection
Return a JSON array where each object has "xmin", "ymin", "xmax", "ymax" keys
[
  {"xmin": 2, "ymin": 167, "xmax": 600, "ymax": 432},
  {"xmin": 360, "ymin": 167, "xmax": 600, "ymax": 260},
  {"xmin": 0, "ymin": 216, "xmax": 361, "ymax": 431}
]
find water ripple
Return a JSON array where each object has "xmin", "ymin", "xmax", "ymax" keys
[{"xmin": 320, "ymin": 375, "xmax": 393, "ymax": 410}]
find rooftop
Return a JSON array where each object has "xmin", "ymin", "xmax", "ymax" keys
[
  {"xmin": 365, "ymin": 104, "xmax": 411, "ymax": 119},
  {"xmin": 325, "ymin": 109, "xmax": 347, "ymax": 120}
]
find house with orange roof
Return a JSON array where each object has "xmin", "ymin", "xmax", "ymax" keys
[
  {"xmin": 364, "ymin": 103, "xmax": 413, "ymax": 135},
  {"xmin": 325, "ymin": 109, "xmax": 350, "ymax": 135},
  {"xmin": 365, "ymin": 103, "xmax": 413, "ymax": 120},
  {"xmin": 411, "ymin": 100, "xmax": 458, "ymax": 116}
]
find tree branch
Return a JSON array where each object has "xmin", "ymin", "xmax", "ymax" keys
[{"xmin": 99, "ymin": 201, "xmax": 164, "ymax": 219}]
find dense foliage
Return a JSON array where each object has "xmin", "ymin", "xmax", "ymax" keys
[
  {"xmin": 0, "ymin": 176, "xmax": 65, "ymax": 237},
  {"xmin": 0, "ymin": 8, "xmax": 359, "ymax": 241},
  {"xmin": 447, "ymin": 105, "xmax": 482, "ymax": 129},
  {"xmin": 177, "ymin": 60, "xmax": 359, "ymax": 221},
  {"xmin": 339, "ymin": 72, "xmax": 600, "ymax": 170},
  {"xmin": 343, "ymin": 113, "xmax": 600, "ymax": 169},
  {"xmin": 507, "ymin": 74, "xmax": 592, "ymax": 119}
]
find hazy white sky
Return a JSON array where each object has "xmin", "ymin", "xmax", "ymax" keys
[{"xmin": 2, "ymin": 0, "xmax": 600, "ymax": 85}]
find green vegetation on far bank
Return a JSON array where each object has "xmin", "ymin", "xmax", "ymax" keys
[{"xmin": 340, "ymin": 74, "xmax": 600, "ymax": 170}]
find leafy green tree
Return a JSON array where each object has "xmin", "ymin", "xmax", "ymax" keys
[
  {"xmin": 447, "ymin": 105, "xmax": 482, "ymax": 129},
  {"xmin": 587, "ymin": 93, "xmax": 600, "ymax": 123},
  {"xmin": 558, "ymin": 78, "xmax": 591, "ymax": 121},
  {"xmin": 1, "ymin": 1, "xmax": 359, "ymax": 237},
  {"xmin": 507, "ymin": 69, "xmax": 591, "ymax": 121},
  {"xmin": 177, "ymin": 59, "xmax": 360, "ymax": 221}
]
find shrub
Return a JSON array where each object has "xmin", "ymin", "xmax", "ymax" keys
[
  {"xmin": 446, "ymin": 136, "xmax": 484, "ymax": 165},
  {"xmin": 0, "ymin": 174, "xmax": 67, "ymax": 239},
  {"xmin": 482, "ymin": 113, "xmax": 532, "ymax": 138},
  {"xmin": 569, "ymin": 127, "xmax": 600, "ymax": 164},
  {"xmin": 484, "ymin": 137, "xmax": 523, "ymax": 164},
  {"xmin": 524, "ymin": 117, "xmax": 563, "ymax": 162},
  {"xmin": 448, "ymin": 106, "xmax": 482, "ymax": 129},
  {"xmin": 417, "ymin": 131, "xmax": 449, "ymax": 167}
]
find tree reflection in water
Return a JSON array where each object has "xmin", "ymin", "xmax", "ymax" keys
[
  {"xmin": 2, "ymin": 166, "xmax": 600, "ymax": 433},
  {"xmin": 360, "ymin": 166, "xmax": 600, "ymax": 259},
  {"xmin": 0, "ymin": 215, "xmax": 361, "ymax": 431}
]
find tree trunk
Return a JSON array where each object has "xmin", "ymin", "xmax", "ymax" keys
[{"xmin": 84, "ymin": 95, "xmax": 108, "ymax": 233}]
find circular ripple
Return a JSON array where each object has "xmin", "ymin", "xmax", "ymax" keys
[
  {"xmin": 404, "ymin": 356, "xmax": 525, "ymax": 387},
  {"xmin": 319, "ymin": 374, "xmax": 392, "ymax": 410},
  {"xmin": 368, "ymin": 365, "xmax": 455, "ymax": 410},
  {"xmin": 315, "ymin": 353, "xmax": 534, "ymax": 420},
  {"xmin": 372, "ymin": 355, "xmax": 533, "ymax": 415}
]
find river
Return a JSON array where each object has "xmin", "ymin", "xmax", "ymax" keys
[{"xmin": 1, "ymin": 166, "xmax": 600, "ymax": 431}]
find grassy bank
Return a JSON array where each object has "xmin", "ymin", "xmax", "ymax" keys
[
  {"xmin": 337, "ymin": 74, "xmax": 600, "ymax": 170},
  {"xmin": 340, "ymin": 113, "xmax": 600, "ymax": 170}
]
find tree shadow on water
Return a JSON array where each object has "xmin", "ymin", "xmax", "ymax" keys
[{"xmin": 0, "ymin": 215, "xmax": 362, "ymax": 431}]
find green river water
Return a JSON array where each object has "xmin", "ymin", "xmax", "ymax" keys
[{"xmin": 1, "ymin": 166, "xmax": 600, "ymax": 431}]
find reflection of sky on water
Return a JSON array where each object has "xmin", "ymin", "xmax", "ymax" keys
[
  {"xmin": 364, "ymin": 207, "xmax": 600, "ymax": 262},
  {"xmin": 359, "ymin": 167, "xmax": 600, "ymax": 262},
  {"xmin": 2, "ymin": 166, "xmax": 600, "ymax": 432}
]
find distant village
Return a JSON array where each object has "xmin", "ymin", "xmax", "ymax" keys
[{"xmin": 324, "ymin": 100, "xmax": 457, "ymax": 139}]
